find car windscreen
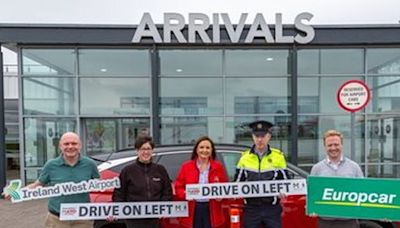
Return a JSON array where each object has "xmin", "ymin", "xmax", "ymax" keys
[
  {"xmin": 217, "ymin": 152, "xmax": 242, "ymax": 181},
  {"xmin": 155, "ymin": 152, "xmax": 191, "ymax": 180}
]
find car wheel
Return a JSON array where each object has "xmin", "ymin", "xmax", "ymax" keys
[{"xmin": 359, "ymin": 220, "xmax": 383, "ymax": 228}]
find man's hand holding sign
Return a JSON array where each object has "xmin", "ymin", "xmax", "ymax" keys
[
  {"xmin": 3, "ymin": 177, "xmax": 120, "ymax": 203},
  {"xmin": 59, "ymin": 202, "xmax": 189, "ymax": 221},
  {"xmin": 307, "ymin": 176, "xmax": 400, "ymax": 222},
  {"xmin": 2, "ymin": 132, "xmax": 101, "ymax": 228}
]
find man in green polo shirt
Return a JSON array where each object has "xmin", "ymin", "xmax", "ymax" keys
[{"xmin": 25, "ymin": 132, "xmax": 100, "ymax": 228}]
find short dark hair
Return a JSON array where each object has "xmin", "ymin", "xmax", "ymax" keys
[
  {"xmin": 134, "ymin": 135, "xmax": 155, "ymax": 150},
  {"xmin": 190, "ymin": 136, "xmax": 217, "ymax": 160}
]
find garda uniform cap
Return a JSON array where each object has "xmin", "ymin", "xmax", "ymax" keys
[{"xmin": 249, "ymin": 120, "xmax": 273, "ymax": 137}]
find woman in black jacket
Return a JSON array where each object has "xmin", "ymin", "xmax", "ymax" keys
[{"xmin": 112, "ymin": 135, "xmax": 173, "ymax": 228}]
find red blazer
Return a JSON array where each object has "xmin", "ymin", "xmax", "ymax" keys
[{"xmin": 175, "ymin": 159, "xmax": 228, "ymax": 228}]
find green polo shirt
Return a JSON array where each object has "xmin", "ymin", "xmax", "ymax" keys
[{"xmin": 38, "ymin": 155, "xmax": 100, "ymax": 213}]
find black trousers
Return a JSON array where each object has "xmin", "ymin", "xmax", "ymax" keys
[
  {"xmin": 124, "ymin": 218, "xmax": 159, "ymax": 228},
  {"xmin": 244, "ymin": 204, "xmax": 282, "ymax": 228},
  {"xmin": 194, "ymin": 202, "xmax": 211, "ymax": 228},
  {"xmin": 318, "ymin": 218, "xmax": 359, "ymax": 228}
]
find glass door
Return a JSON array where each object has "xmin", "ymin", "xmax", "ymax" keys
[
  {"xmin": 82, "ymin": 118, "xmax": 150, "ymax": 155},
  {"xmin": 367, "ymin": 115, "xmax": 400, "ymax": 177}
]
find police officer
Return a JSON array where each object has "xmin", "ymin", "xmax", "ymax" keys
[{"xmin": 235, "ymin": 120, "xmax": 289, "ymax": 228}]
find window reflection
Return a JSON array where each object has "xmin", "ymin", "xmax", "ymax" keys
[
  {"xmin": 366, "ymin": 115, "xmax": 400, "ymax": 166},
  {"xmin": 161, "ymin": 97, "xmax": 208, "ymax": 115},
  {"xmin": 298, "ymin": 49, "xmax": 319, "ymax": 75},
  {"xmin": 367, "ymin": 165, "xmax": 400, "ymax": 178},
  {"xmin": 367, "ymin": 76, "xmax": 400, "ymax": 112},
  {"xmin": 80, "ymin": 78, "xmax": 150, "ymax": 115},
  {"xmin": 83, "ymin": 118, "xmax": 150, "ymax": 155},
  {"xmin": 22, "ymin": 49, "xmax": 75, "ymax": 75},
  {"xmin": 226, "ymin": 78, "xmax": 290, "ymax": 114},
  {"xmin": 25, "ymin": 169, "xmax": 42, "ymax": 184},
  {"xmin": 23, "ymin": 77, "xmax": 76, "ymax": 115},
  {"xmin": 367, "ymin": 48, "xmax": 400, "ymax": 74},
  {"xmin": 298, "ymin": 77, "xmax": 364, "ymax": 113},
  {"xmin": 320, "ymin": 49, "xmax": 364, "ymax": 74},
  {"xmin": 298, "ymin": 49, "xmax": 364, "ymax": 75},
  {"xmin": 160, "ymin": 117, "xmax": 223, "ymax": 144},
  {"xmin": 225, "ymin": 50, "xmax": 290, "ymax": 76},
  {"xmin": 297, "ymin": 115, "xmax": 365, "ymax": 168},
  {"xmin": 160, "ymin": 78, "xmax": 223, "ymax": 115},
  {"xmin": 160, "ymin": 50, "xmax": 222, "ymax": 76},
  {"xmin": 78, "ymin": 49, "xmax": 150, "ymax": 76},
  {"xmin": 24, "ymin": 118, "xmax": 76, "ymax": 167}
]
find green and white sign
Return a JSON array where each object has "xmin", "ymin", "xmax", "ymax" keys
[
  {"xmin": 307, "ymin": 176, "xmax": 400, "ymax": 221},
  {"xmin": 3, "ymin": 177, "xmax": 120, "ymax": 203}
]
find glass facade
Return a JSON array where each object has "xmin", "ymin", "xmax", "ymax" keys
[
  {"xmin": 5, "ymin": 99, "xmax": 19, "ymax": 180},
  {"xmin": 297, "ymin": 48, "xmax": 400, "ymax": 178},
  {"xmin": 17, "ymin": 46, "xmax": 400, "ymax": 182}
]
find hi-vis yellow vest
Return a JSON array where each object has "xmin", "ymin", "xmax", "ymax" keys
[{"xmin": 235, "ymin": 147, "xmax": 287, "ymax": 182}]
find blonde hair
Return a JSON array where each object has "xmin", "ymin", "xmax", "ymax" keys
[{"xmin": 323, "ymin": 130, "xmax": 343, "ymax": 145}]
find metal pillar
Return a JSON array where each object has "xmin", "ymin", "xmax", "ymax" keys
[
  {"xmin": 150, "ymin": 45, "xmax": 160, "ymax": 145},
  {"xmin": 350, "ymin": 112, "xmax": 356, "ymax": 160},
  {"xmin": 290, "ymin": 46, "xmax": 298, "ymax": 165},
  {"xmin": 0, "ymin": 49, "xmax": 6, "ymax": 191}
]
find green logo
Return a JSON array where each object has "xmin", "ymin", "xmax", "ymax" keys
[
  {"xmin": 307, "ymin": 176, "xmax": 400, "ymax": 221},
  {"xmin": 3, "ymin": 180, "xmax": 22, "ymax": 202}
]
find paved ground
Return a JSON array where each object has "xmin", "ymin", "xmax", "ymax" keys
[{"xmin": 0, "ymin": 198, "xmax": 47, "ymax": 228}]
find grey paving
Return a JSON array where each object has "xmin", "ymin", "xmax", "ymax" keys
[{"xmin": 0, "ymin": 198, "xmax": 47, "ymax": 227}]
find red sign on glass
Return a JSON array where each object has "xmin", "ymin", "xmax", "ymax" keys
[{"xmin": 337, "ymin": 80, "xmax": 371, "ymax": 112}]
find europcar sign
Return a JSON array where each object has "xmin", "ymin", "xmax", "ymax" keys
[
  {"xmin": 132, "ymin": 12, "xmax": 314, "ymax": 44},
  {"xmin": 307, "ymin": 176, "xmax": 400, "ymax": 221}
]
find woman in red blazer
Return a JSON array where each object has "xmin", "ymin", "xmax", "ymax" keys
[{"xmin": 175, "ymin": 136, "xmax": 228, "ymax": 228}]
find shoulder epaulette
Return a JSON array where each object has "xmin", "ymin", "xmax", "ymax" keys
[
  {"xmin": 270, "ymin": 147, "xmax": 284, "ymax": 155},
  {"xmin": 242, "ymin": 149, "xmax": 251, "ymax": 155}
]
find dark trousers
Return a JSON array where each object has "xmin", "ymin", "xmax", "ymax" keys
[
  {"xmin": 318, "ymin": 218, "xmax": 359, "ymax": 228},
  {"xmin": 124, "ymin": 219, "xmax": 159, "ymax": 228},
  {"xmin": 194, "ymin": 202, "xmax": 211, "ymax": 228},
  {"xmin": 244, "ymin": 204, "xmax": 282, "ymax": 228}
]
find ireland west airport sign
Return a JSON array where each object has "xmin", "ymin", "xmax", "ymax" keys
[
  {"xmin": 3, "ymin": 178, "xmax": 120, "ymax": 203},
  {"xmin": 132, "ymin": 12, "xmax": 314, "ymax": 44},
  {"xmin": 307, "ymin": 176, "xmax": 400, "ymax": 221}
]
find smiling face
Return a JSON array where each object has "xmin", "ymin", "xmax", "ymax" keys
[
  {"xmin": 137, "ymin": 142, "xmax": 153, "ymax": 163},
  {"xmin": 196, "ymin": 139, "xmax": 213, "ymax": 161},
  {"xmin": 324, "ymin": 135, "xmax": 343, "ymax": 162},
  {"xmin": 59, "ymin": 132, "xmax": 82, "ymax": 161}
]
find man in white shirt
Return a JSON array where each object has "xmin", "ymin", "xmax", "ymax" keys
[{"xmin": 310, "ymin": 129, "xmax": 363, "ymax": 228}]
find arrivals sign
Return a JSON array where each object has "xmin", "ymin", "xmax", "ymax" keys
[
  {"xmin": 186, "ymin": 179, "xmax": 307, "ymax": 200},
  {"xmin": 337, "ymin": 80, "xmax": 371, "ymax": 112},
  {"xmin": 132, "ymin": 12, "xmax": 314, "ymax": 44},
  {"xmin": 60, "ymin": 201, "xmax": 188, "ymax": 220},
  {"xmin": 3, "ymin": 177, "xmax": 120, "ymax": 203},
  {"xmin": 307, "ymin": 176, "xmax": 400, "ymax": 221}
]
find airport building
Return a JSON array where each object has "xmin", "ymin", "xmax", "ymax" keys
[{"xmin": 1, "ymin": 13, "xmax": 400, "ymax": 183}]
